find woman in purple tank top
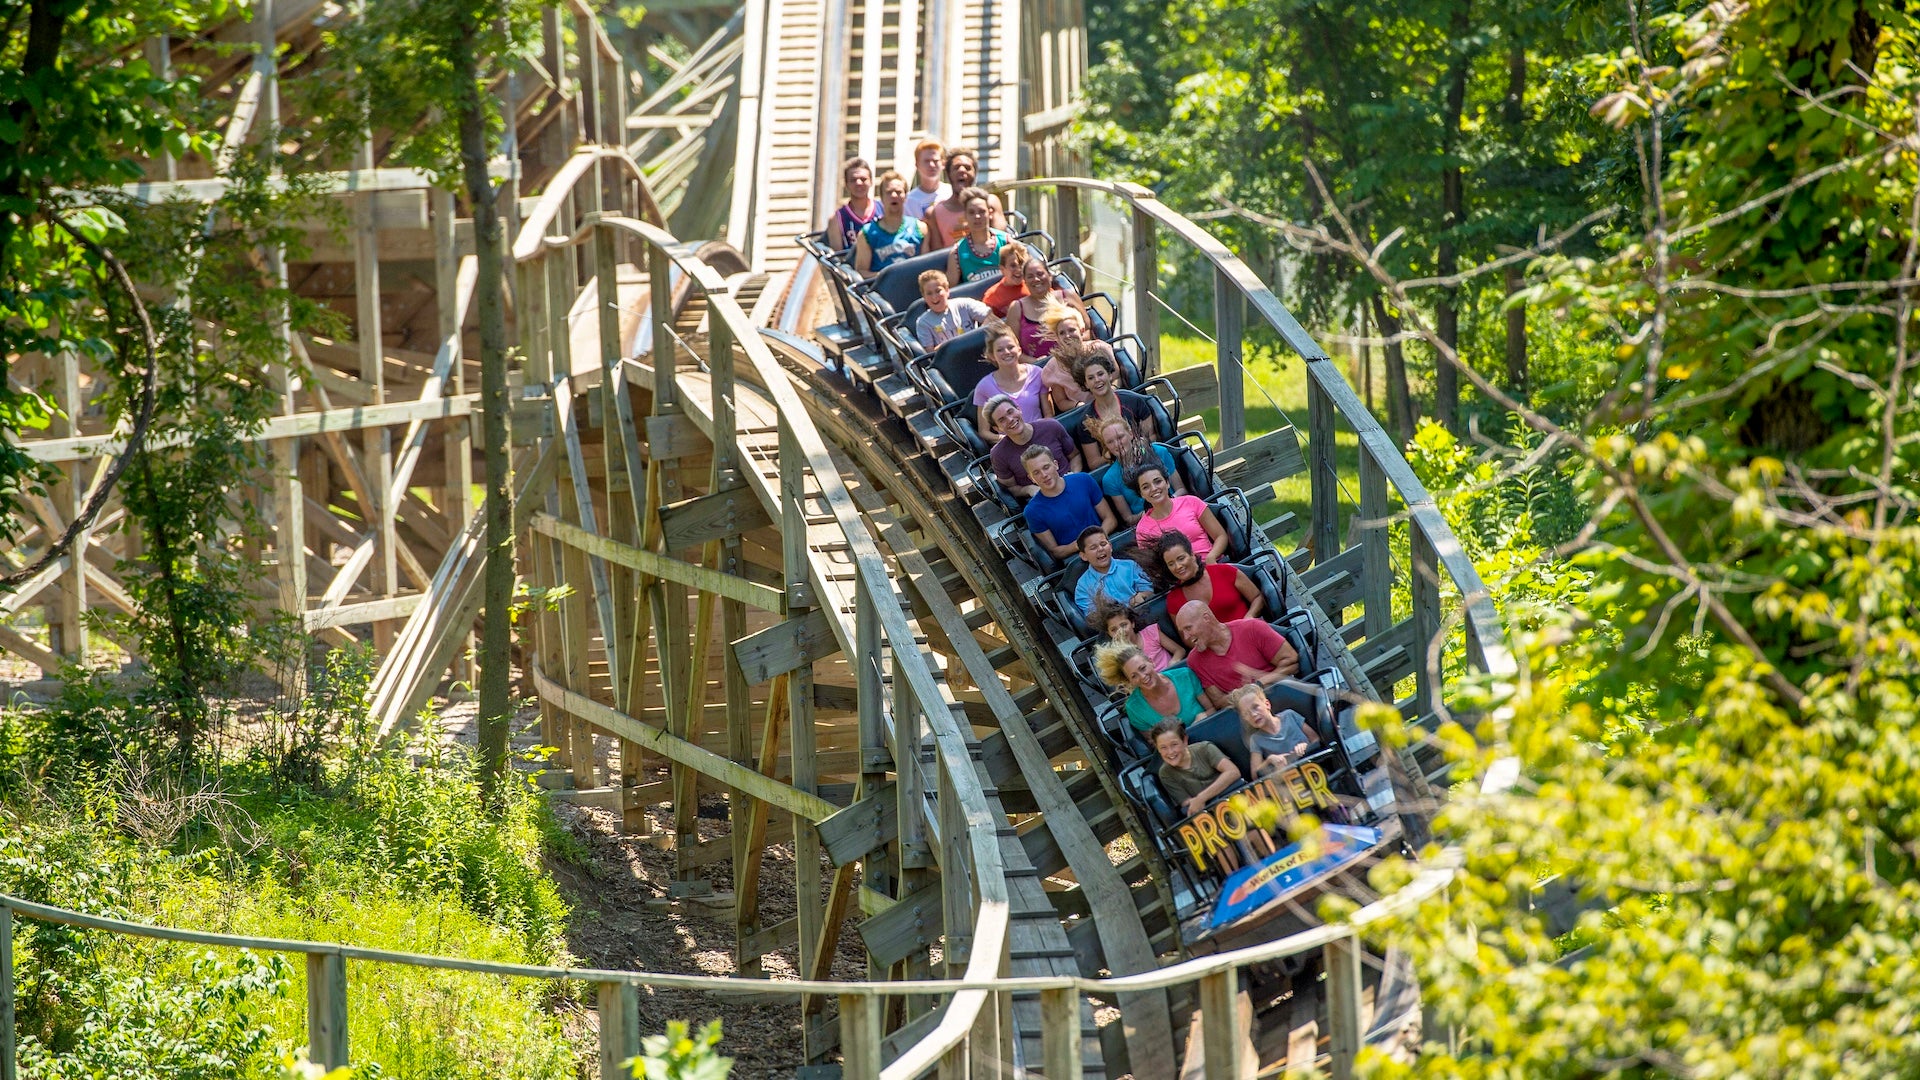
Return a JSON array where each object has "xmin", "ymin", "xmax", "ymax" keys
[{"xmin": 825, "ymin": 159, "xmax": 878, "ymax": 251}]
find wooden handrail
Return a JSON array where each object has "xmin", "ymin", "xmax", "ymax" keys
[
  {"xmin": 510, "ymin": 145, "xmax": 664, "ymax": 261},
  {"xmin": 0, "ymin": 857, "xmax": 1455, "ymax": 996}
]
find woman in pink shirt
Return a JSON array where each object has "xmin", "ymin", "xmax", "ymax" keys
[{"xmin": 1126, "ymin": 460, "xmax": 1229, "ymax": 563}]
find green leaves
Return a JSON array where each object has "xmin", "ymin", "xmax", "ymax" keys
[{"xmin": 626, "ymin": 1019, "xmax": 734, "ymax": 1080}]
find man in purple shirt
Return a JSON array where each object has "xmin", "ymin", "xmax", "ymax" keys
[{"xmin": 986, "ymin": 396, "xmax": 1080, "ymax": 497}]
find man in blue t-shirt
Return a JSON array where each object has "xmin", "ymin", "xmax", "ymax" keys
[
  {"xmin": 1022, "ymin": 446, "xmax": 1115, "ymax": 559},
  {"xmin": 1072, "ymin": 526, "xmax": 1153, "ymax": 614}
]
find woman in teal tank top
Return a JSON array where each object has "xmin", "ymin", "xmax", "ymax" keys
[{"xmin": 945, "ymin": 186, "xmax": 1012, "ymax": 285}]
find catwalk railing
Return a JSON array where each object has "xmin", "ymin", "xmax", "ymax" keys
[{"xmin": 0, "ymin": 860, "xmax": 1458, "ymax": 1080}]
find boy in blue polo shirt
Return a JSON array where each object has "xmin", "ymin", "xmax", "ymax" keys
[
  {"xmin": 1022, "ymin": 445, "xmax": 1114, "ymax": 559},
  {"xmin": 1072, "ymin": 526, "xmax": 1153, "ymax": 614}
]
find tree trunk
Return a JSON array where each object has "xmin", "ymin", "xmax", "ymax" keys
[
  {"xmin": 1503, "ymin": 44, "xmax": 1529, "ymax": 398},
  {"xmin": 1433, "ymin": 0, "xmax": 1473, "ymax": 434},
  {"xmin": 1370, "ymin": 293, "xmax": 1416, "ymax": 442},
  {"xmin": 452, "ymin": 16, "xmax": 514, "ymax": 813},
  {"xmin": 1504, "ymin": 262, "xmax": 1527, "ymax": 397},
  {"xmin": 0, "ymin": 0, "xmax": 70, "ymax": 260}
]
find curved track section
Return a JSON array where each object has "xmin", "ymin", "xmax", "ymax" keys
[{"xmin": 772, "ymin": 174, "xmax": 1515, "ymax": 1073}]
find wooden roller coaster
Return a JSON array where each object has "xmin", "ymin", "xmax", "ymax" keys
[{"xmin": 0, "ymin": 0, "xmax": 1513, "ymax": 1076}]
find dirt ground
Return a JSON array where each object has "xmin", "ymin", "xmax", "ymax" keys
[
  {"xmin": 544, "ymin": 793, "xmax": 871, "ymax": 1079},
  {"xmin": 446, "ymin": 696, "xmax": 873, "ymax": 1080}
]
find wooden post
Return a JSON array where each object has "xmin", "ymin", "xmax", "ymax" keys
[
  {"xmin": 1358, "ymin": 447, "xmax": 1392, "ymax": 641},
  {"xmin": 353, "ymin": 139, "xmax": 395, "ymax": 651},
  {"xmin": 305, "ymin": 952, "xmax": 348, "ymax": 1070},
  {"xmin": 937, "ymin": 764, "xmax": 972, "ymax": 974},
  {"xmin": 1130, "ymin": 204, "xmax": 1159, "ymax": 375},
  {"xmin": 1410, "ymin": 524, "xmax": 1442, "ymax": 713},
  {"xmin": 1040, "ymin": 986, "xmax": 1081, "ymax": 1079},
  {"xmin": 854, "ymin": 573, "xmax": 891, "ymax": 981},
  {"xmin": 434, "ymin": 189, "xmax": 474, "ymax": 687},
  {"xmin": 1307, "ymin": 366, "xmax": 1341, "ymax": 572},
  {"xmin": 779, "ymin": 420, "xmax": 824, "ymax": 1058},
  {"xmin": 2, "ymin": 905, "xmax": 15, "ymax": 1080},
  {"xmin": 1325, "ymin": 934, "xmax": 1364, "ymax": 1080},
  {"xmin": 1214, "ymin": 268, "xmax": 1245, "ymax": 449},
  {"xmin": 1055, "ymin": 185, "xmax": 1080, "ymax": 265},
  {"xmin": 735, "ymin": 675, "xmax": 790, "ymax": 974},
  {"xmin": 1198, "ymin": 967, "xmax": 1238, "ymax": 1080},
  {"xmin": 840, "ymin": 991, "xmax": 883, "ymax": 1080},
  {"xmin": 48, "ymin": 353, "xmax": 85, "ymax": 666},
  {"xmin": 596, "ymin": 982, "xmax": 639, "ymax": 1080},
  {"xmin": 532, "ymin": 523, "xmax": 569, "ymax": 773}
]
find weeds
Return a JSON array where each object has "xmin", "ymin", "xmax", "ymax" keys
[{"xmin": 0, "ymin": 642, "xmax": 588, "ymax": 1079}]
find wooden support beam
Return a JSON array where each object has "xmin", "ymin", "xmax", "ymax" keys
[
  {"xmin": 816, "ymin": 782, "xmax": 898, "ymax": 867},
  {"xmin": 530, "ymin": 666, "xmax": 836, "ymax": 823},
  {"xmin": 302, "ymin": 594, "xmax": 423, "ymax": 631},
  {"xmin": 657, "ymin": 485, "xmax": 772, "ymax": 550},
  {"xmin": 801, "ymin": 861, "xmax": 858, "ymax": 1018},
  {"xmin": 642, "ymin": 412, "xmax": 707, "ymax": 461},
  {"xmin": 730, "ymin": 608, "xmax": 837, "ymax": 684},
  {"xmin": 529, "ymin": 512, "xmax": 785, "ymax": 612},
  {"xmin": 735, "ymin": 673, "xmax": 789, "ymax": 975},
  {"xmin": 0, "ymin": 625, "xmax": 61, "ymax": 673},
  {"xmin": 855, "ymin": 883, "xmax": 942, "ymax": 969},
  {"xmin": 1214, "ymin": 425, "xmax": 1306, "ymax": 490}
]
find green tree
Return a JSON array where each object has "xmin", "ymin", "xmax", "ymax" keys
[
  {"xmin": 1079, "ymin": 0, "xmax": 1617, "ymax": 436},
  {"xmin": 1292, "ymin": 2, "xmax": 1920, "ymax": 1075},
  {"xmin": 0, "ymin": 0, "xmax": 215, "ymax": 570},
  {"xmin": 316, "ymin": 0, "xmax": 540, "ymax": 811},
  {"xmin": 3, "ymin": 1, "xmax": 331, "ymax": 762}
]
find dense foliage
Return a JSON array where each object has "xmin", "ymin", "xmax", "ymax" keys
[
  {"xmin": 0, "ymin": 651, "xmax": 584, "ymax": 1079},
  {"xmin": 1091, "ymin": 0, "xmax": 1920, "ymax": 1074}
]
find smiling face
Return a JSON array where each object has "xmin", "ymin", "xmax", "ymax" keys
[
  {"xmin": 1020, "ymin": 258, "xmax": 1052, "ymax": 295},
  {"xmin": 845, "ymin": 165, "xmax": 872, "ymax": 199},
  {"xmin": 1123, "ymin": 652, "xmax": 1160, "ymax": 691},
  {"xmin": 1135, "ymin": 465, "xmax": 1170, "ymax": 505},
  {"xmin": 948, "ymin": 154, "xmax": 979, "ymax": 187},
  {"xmin": 989, "ymin": 333, "xmax": 1022, "ymax": 369},
  {"xmin": 1174, "ymin": 602, "xmax": 1221, "ymax": 649},
  {"xmin": 991, "ymin": 401, "xmax": 1024, "ymax": 438},
  {"xmin": 1080, "ymin": 356, "xmax": 1113, "ymax": 395},
  {"xmin": 1161, "ymin": 542, "xmax": 1201, "ymax": 586},
  {"xmin": 879, "ymin": 176, "xmax": 908, "ymax": 213},
  {"xmin": 1057, "ymin": 316, "xmax": 1087, "ymax": 349},
  {"xmin": 1154, "ymin": 730, "xmax": 1191, "ymax": 769},
  {"xmin": 921, "ymin": 278, "xmax": 950, "ymax": 312}
]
